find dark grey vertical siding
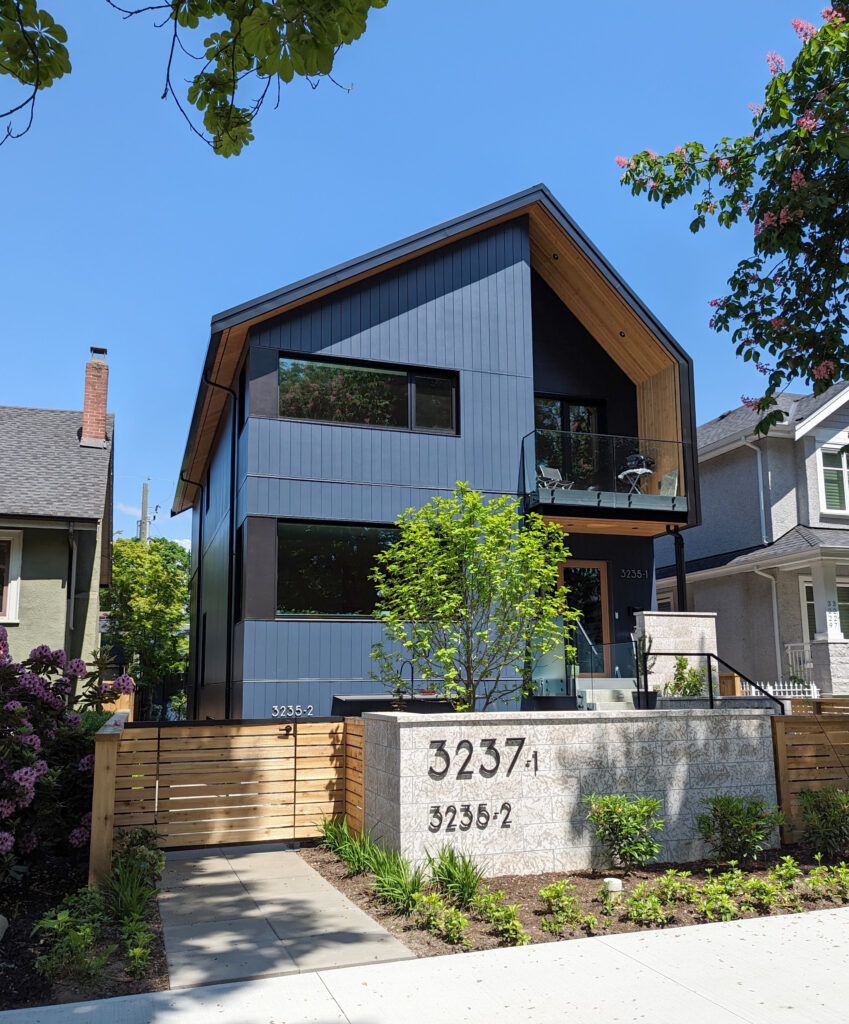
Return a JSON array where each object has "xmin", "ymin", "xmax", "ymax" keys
[{"xmin": 239, "ymin": 221, "xmax": 533, "ymax": 718}]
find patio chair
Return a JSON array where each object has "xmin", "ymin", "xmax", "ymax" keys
[
  {"xmin": 659, "ymin": 469, "xmax": 679, "ymax": 497},
  {"xmin": 536, "ymin": 465, "xmax": 574, "ymax": 491}
]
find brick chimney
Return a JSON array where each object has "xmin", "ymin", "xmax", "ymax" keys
[{"xmin": 81, "ymin": 347, "xmax": 109, "ymax": 448}]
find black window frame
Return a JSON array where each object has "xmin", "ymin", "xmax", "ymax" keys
[
  {"xmin": 533, "ymin": 394, "xmax": 606, "ymax": 436},
  {"xmin": 277, "ymin": 351, "xmax": 460, "ymax": 436},
  {"xmin": 275, "ymin": 517, "xmax": 400, "ymax": 620}
]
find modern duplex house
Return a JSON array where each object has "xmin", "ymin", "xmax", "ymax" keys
[
  {"xmin": 0, "ymin": 348, "xmax": 114, "ymax": 662},
  {"xmin": 655, "ymin": 383, "xmax": 849, "ymax": 693},
  {"xmin": 173, "ymin": 186, "xmax": 700, "ymax": 720}
]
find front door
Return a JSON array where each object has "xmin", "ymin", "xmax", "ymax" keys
[{"xmin": 560, "ymin": 561, "xmax": 611, "ymax": 676}]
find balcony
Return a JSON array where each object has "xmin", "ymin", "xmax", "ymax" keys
[{"xmin": 522, "ymin": 429, "xmax": 688, "ymax": 514}]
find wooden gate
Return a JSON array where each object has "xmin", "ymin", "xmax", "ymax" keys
[
  {"xmin": 89, "ymin": 715, "xmax": 357, "ymax": 883},
  {"xmin": 772, "ymin": 714, "xmax": 849, "ymax": 843}
]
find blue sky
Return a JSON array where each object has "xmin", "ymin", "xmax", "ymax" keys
[{"xmin": 1, "ymin": 1, "xmax": 822, "ymax": 543}]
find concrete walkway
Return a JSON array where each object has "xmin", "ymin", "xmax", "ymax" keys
[
  {"xmin": 157, "ymin": 844, "xmax": 413, "ymax": 987},
  {"xmin": 4, "ymin": 906, "xmax": 848, "ymax": 1023}
]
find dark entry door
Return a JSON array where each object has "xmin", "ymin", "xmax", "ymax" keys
[{"xmin": 560, "ymin": 561, "xmax": 611, "ymax": 676}]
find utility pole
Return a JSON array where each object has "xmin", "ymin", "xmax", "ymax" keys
[{"xmin": 140, "ymin": 481, "xmax": 150, "ymax": 544}]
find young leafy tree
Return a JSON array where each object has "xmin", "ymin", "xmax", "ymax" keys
[
  {"xmin": 616, "ymin": 6, "xmax": 849, "ymax": 432},
  {"xmin": 370, "ymin": 483, "xmax": 580, "ymax": 712},
  {"xmin": 0, "ymin": 1, "xmax": 387, "ymax": 155},
  {"xmin": 103, "ymin": 537, "xmax": 190, "ymax": 687}
]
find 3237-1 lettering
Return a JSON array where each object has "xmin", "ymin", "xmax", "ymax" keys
[{"xmin": 427, "ymin": 737, "xmax": 538, "ymax": 780}]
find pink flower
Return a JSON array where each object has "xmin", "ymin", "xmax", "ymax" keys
[
  {"xmin": 717, "ymin": 158, "xmax": 730, "ymax": 172},
  {"xmin": 813, "ymin": 360, "xmax": 836, "ymax": 379},
  {"xmin": 66, "ymin": 658, "xmax": 87, "ymax": 678},
  {"xmin": 770, "ymin": 317, "xmax": 786, "ymax": 328},
  {"xmin": 755, "ymin": 362, "xmax": 772, "ymax": 375},
  {"xmin": 791, "ymin": 169, "xmax": 807, "ymax": 190},
  {"xmin": 749, "ymin": 103, "xmax": 765, "ymax": 116},
  {"xmin": 33, "ymin": 760, "xmax": 48, "ymax": 778},
  {"xmin": 68, "ymin": 826, "xmax": 89, "ymax": 849},
  {"xmin": 113, "ymin": 674, "xmax": 135, "ymax": 695},
  {"xmin": 77, "ymin": 754, "xmax": 95, "ymax": 772},
  {"xmin": 3, "ymin": 700, "xmax": 22, "ymax": 712},
  {"xmin": 708, "ymin": 297, "xmax": 726, "ymax": 308},
  {"xmin": 767, "ymin": 51, "xmax": 785, "ymax": 75},
  {"xmin": 816, "ymin": 89, "xmax": 828, "ymax": 100},
  {"xmin": 741, "ymin": 396, "xmax": 760, "ymax": 410},
  {"xmin": 64, "ymin": 712, "xmax": 81, "ymax": 730},
  {"xmin": 615, "ymin": 155, "xmax": 629, "ymax": 168},
  {"xmin": 823, "ymin": 7, "xmax": 846, "ymax": 23},
  {"xmin": 674, "ymin": 145, "xmax": 686, "ymax": 155},
  {"xmin": 646, "ymin": 148, "xmax": 658, "ymax": 159},
  {"xmin": 0, "ymin": 832, "xmax": 14, "ymax": 855},
  {"xmin": 21, "ymin": 733, "xmax": 41, "ymax": 752},
  {"xmin": 797, "ymin": 109, "xmax": 820, "ymax": 132},
  {"xmin": 755, "ymin": 211, "xmax": 778, "ymax": 235},
  {"xmin": 648, "ymin": 180, "xmax": 658, "ymax": 190},
  {"xmin": 792, "ymin": 18, "xmax": 818, "ymax": 41},
  {"xmin": 0, "ymin": 799, "xmax": 15, "ymax": 819}
]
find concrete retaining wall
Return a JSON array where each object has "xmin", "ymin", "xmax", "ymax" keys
[{"xmin": 361, "ymin": 709, "xmax": 778, "ymax": 875}]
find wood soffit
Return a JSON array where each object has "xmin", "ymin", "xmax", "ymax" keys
[{"xmin": 175, "ymin": 200, "xmax": 682, "ymax": 514}]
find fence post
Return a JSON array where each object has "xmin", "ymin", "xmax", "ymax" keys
[
  {"xmin": 88, "ymin": 711, "xmax": 128, "ymax": 887},
  {"xmin": 706, "ymin": 656, "xmax": 715, "ymax": 709}
]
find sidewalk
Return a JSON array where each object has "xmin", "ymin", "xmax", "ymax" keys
[
  {"xmin": 4, "ymin": 906, "xmax": 847, "ymax": 1023},
  {"xmin": 157, "ymin": 844, "xmax": 413, "ymax": 987}
]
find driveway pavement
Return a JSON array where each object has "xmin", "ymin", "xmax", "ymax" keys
[
  {"xmin": 4, "ymin": 905, "xmax": 848, "ymax": 1023},
  {"xmin": 155, "ymin": 844, "xmax": 414, "ymax": 988}
]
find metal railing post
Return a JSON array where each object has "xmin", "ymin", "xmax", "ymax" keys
[{"xmin": 706, "ymin": 655, "xmax": 715, "ymax": 709}]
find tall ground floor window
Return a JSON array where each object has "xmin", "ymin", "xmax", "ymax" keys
[
  {"xmin": 559, "ymin": 560, "xmax": 611, "ymax": 674},
  {"xmin": 800, "ymin": 575, "xmax": 849, "ymax": 641},
  {"xmin": 276, "ymin": 520, "xmax": 399, "ymax": 617}
]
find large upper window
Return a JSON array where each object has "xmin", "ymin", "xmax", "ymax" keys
[
  {"xmin": 822, "ymin": 449, "xmax": 849, "ymax": 511},
  {"xmin": 277, "ymin": 521, "xmax": 399, "ymax": 617},
  {"xmin": 278, "ymin": 356, "xmax": 458, "ymax": 433}
]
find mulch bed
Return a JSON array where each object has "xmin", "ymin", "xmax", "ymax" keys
[
  {"xmin": 0, "ymin": 853, "xmax": 169, "ymax": 1011},
  {"xmin": 298, "ymin": 843, "xmax": 846, "ymax": 958}
]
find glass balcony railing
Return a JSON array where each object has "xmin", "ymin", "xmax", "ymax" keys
[
  {"xmin": 531, "ymin": 634, "xmax": 643, "ymax": 710},
  {"xmin": 522, "ymin": 429, "xmax": 688, "ymax": 513}
]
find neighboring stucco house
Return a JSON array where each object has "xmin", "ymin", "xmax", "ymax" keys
[
  {"xmin": 0, "ymin": 348, "xmax": 114, "ymax": 661},
  {"xmin": 655, "ymin": 383, "xmax": 849, "ymax": 693},
  {"xmin": 173, "ymin": 185, "xmax": 700, "ymax": 720}
]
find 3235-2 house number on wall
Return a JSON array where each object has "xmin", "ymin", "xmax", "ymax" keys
[{"xmin": 426, "ymin": 737, "xmax": 538, "ymax": 832}]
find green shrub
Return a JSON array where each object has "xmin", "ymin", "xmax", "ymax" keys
[
  {"xmin": 694, "ymin": 795, "xmax": 784, "ymax": 863},
  {"xmin": 664, "ymin": 655, "xmax": 706, "ymax": 697},
  {"xmin": 655, "ymin": 869, "xmax": 695, "ymax": 905},
  {"xmin": 538, "ymin": 880, "xmax": 597, "ymax": 935},
  {"xmin": 102, "ymin": 861, "xmax": 159, "ymax": 922},
  {"xmin": 807, "ymin": 854, "xmax": 849, "ymax": 902},
  {"xmin": 428, "ymin": 846, "xmax": 486, "ymax": 908},
  {"xmin": 583, "ymin": 794, "xmax": 664, "ymax": 869},
  {"xmin": 318, "ymin": 815, "xmax": 351, "ymax": 853},
  {"xmin": 595, "ymin": 881, "xmax": 619, "ymax": 918},
  {"xmin": 623, "ymin": 883, "xmax": 671, "ymax": 926},
  {"xmin": 690, "ymin": 877, "xmax": 739, "ymax": 922},
  {"xmin": 113, "ymin": 827, "xmax": 164, "ymax": 884},
  {"xmin": 32, "ymin": 887, "xmax": 116, "ymax": 982},
  {"xmin": 372, "ymin": 853, "xmax": 426, "ymax": 914},
  {"xmin": 470, "ymin": 886, "xmax": 530, "ymax": 945},
  {"xmin": 120, "ymin": 912, "xmax": 153, "ymax": 978},
  {"xmin": 413, "ymin": 892, "xmax": 470, "ymax": 946},
  {"xmin": 799, "ymin": 787, "xmax": 849, "ymax": 861}
]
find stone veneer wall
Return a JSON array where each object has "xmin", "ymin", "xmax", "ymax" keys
[
  {"xmin": 361, "ymin": 709, "xmax": 777, "ymax": 875},
  {"xmin": 636, "ymin": 611, "xmax": 718, "ymax": 691}
]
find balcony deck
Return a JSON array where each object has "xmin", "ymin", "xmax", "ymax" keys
[{"xmin": 523, "ymin": 429, "xmax": 689, "ymax": 515}]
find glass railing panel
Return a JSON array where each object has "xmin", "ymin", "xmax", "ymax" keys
[{"xmin": 523, "ymin": 430, "xmax": 688, "ymax": 513}]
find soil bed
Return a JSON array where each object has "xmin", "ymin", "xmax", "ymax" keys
[
  {"xmin": 299, "ymin": 844, "xmax": 846, "ymax": 958},
  {"xmin": 0, "ymin": 853, "xmax": 168, "ymax": 1011}
]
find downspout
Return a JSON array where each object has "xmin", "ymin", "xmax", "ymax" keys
[
  {"xmin": 180, "ymin": 470, "xmax": 205, "ymax": 721},
  {"xmin": 753, "ymin": 567, "xmax": 783, "ymax": 682},
  {"xmin": 742, "ymin": 437, "xmax": 769, "ymax": 546},
  {"xmin": 202, "ymin": 371, "xmax": 238, "ymax": 720},
  {"xmin": 66, "ymin": 522, "xmax": 78, "ymax": 636}
]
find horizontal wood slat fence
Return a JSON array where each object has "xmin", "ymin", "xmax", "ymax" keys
[
  {"xmin": 89, "ymin": 714, "xmax": 361, "ymax": 884},
  {"xmin": 789, "ymin": 696, "xmax": 849, "ymax": 716},
  {"xmin": 772, "ymin": 714, "xmax": 849, "ymax": 844}
]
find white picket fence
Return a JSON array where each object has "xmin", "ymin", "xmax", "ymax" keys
[{"xmin": 739, "ymin": 679, "xmax": 820, "ymax": 699}]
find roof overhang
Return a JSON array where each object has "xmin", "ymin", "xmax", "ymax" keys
[{"xmin": 172, "ymin": 184, "xmax": 695, "ymax": 515}]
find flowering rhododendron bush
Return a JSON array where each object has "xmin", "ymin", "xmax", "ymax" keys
[
  {"xmin": 0, "ymin": 625, "xmax": 134, "ymax": 880},
  {"xmin": 617, "ymin": 6, "xmax": 849, "ymax": 433}
]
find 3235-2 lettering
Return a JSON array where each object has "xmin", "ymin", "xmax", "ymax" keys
[{"xmin": 429, "ymin": 802, "xmax": 512, "ymax": 832}]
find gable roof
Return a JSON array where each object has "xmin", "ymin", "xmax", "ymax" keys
[
  {"xmin": 698, "ymin": 382, "xmax": 849, "ymax": 455},
  {"xmin": 172, "ymin": 183, "xmax": 696, "ymax": 515},
  {"xmin": 657, "ymin": 523, "xmax": 849, "ymax": 578},
  {"xmin": 0, "ymin": 407, "xmax": 114, "ymax": 520}
]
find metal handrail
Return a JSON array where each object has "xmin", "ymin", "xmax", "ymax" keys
[{"xmin": 645, "ymin": 651, "xmax": 786, "ymax": 715}]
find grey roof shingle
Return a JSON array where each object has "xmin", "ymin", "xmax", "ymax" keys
[
  {"xmin": 0, "ymin": 407, "xmax": 113, "ymax": 520},
  {"xmin": 657, "ymin": 524, "xmax": 849, "ymax": 578},
  {"xmin": 697, "ymin": 383, "xmax": 849, "ymax": 450}
]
